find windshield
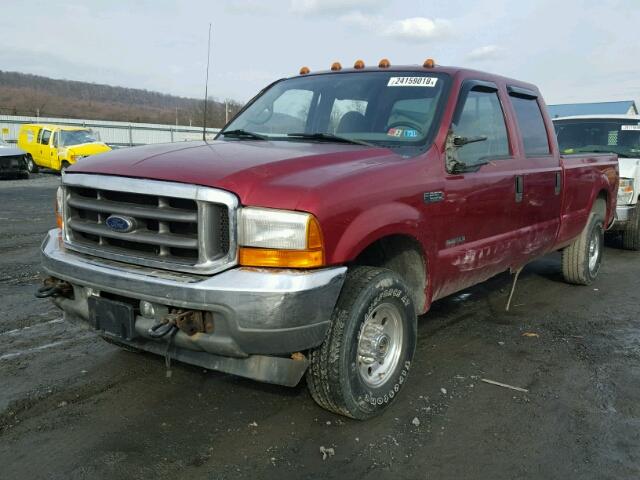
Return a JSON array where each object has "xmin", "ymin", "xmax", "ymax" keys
[
  {"xmin": 60, "ymin": 129, "xmax": 99, "ymax": 147},
  {"xmin": 554, "ymin": 118, "xmax": 640, "ymax": 158},
  {"xmin": 222, "ymin": 71, "xmax": 450, "ymax": 153}
]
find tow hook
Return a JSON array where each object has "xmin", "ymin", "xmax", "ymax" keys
[
  {"xmin": 149, "ymin": 309, "xmax": 213, "ymax": 338},
  {"xmin": 35, "ymin": 277, "xmax": 73, "ymax": 299},
  {"xmin": 148, "ymin": 321, "xmax": 179, "ymax": 339},
  {"xmin": 148, "ymin": 309, "xmax": 213, "ymax": 339}
]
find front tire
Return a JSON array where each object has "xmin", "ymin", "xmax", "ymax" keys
[
  {"xmin": 622, "ymin": 206, "xmax": 640, "ymax": 251},
  {"xmin": 26, "ymin": 155, "xmax": 38, "ymax": 173},
  {"xmin": 562, "ymin": 210, "xmax": 604, "ymax": 285},
  {"xmin": 306, "ymin": 266, "xmax": 417, "ymax": 419}
]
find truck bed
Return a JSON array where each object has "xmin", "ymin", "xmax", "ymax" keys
[{"xmin": 555, "ymin": 153, "xmax": 618, "ymax": 249}]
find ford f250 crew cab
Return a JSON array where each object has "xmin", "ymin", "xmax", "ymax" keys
[
  {"xmin": 554, "ymin": 114, "xmax": 640, "ymax": 250},
  {"xmin": 39, "ymin": 60, "xmax": 618, "ymax": 419}
]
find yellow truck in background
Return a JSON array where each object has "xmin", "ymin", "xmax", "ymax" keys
[{"xmin": 18, "ymin": 124, "xmax": 111, "ymax": 172}]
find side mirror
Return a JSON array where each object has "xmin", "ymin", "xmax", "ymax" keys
[
  {"xmin": 445, "ymin": 132, "xmax": 489, "ymax": 174},
  {"xmin": 453, "ymin": 134, "xmax": 488, "ymax": 147}
]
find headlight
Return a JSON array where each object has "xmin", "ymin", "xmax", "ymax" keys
[
  {"xmin": 618, "ymin": 178, "xmax": 635, "ymax": 206},
  {"xmin": 238, "ymin": 207, "xmax": 324, "ymax": 268},
  {"xmin": 55, "ymin": 186, "xmax": 64, "ymax": 230}
]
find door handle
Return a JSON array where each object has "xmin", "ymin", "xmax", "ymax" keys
[
  {"xmin": 515, "ymin": 175, "xmax": 524, "ymax": 203},
  {"xmin": 555, "ymin": 172, "xmax": 562, "ymax": 195}
]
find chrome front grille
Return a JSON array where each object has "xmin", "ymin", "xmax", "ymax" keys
[{"xmin": 61, "ymin": 174, "xmax": 238, "ymax": 274}]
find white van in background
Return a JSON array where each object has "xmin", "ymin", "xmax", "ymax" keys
[{"xmin": 554, "ymin": 114, "xmax": 640, "ymax": 250}]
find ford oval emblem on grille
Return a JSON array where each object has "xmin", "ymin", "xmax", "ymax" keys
[{"xmin": 105, "ymin": 215, "xmax": 137, "ymax": 233}]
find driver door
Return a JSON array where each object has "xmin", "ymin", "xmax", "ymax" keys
[
  {"xmin": 435, "ymin": 81, "xmax": 525, "ymax": 299},
  {"xmin": 36, "ymin": 128, "xmax": 53, "ymax": 167},
  {"xmin": 49, "ymin": 131, "xmax": 60, "ymax": 169}
]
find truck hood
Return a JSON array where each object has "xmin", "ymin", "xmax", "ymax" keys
[
  {"xmin": 67, "ymin": 140, "xmax": 401, "ymax": 209},
  {"xmin": 618, "ymin": 157, "xmax": 640, "ymax": 179},
  {"xmin": 65, "ymin": 142, "xmax": 112, "ymax": 157}
]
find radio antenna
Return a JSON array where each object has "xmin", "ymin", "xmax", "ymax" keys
[{"xmin": 202, "ymin": 22, "xmax": 212, "ymax": 141}]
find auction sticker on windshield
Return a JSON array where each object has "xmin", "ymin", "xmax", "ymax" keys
[
  {"xmin": 387, "ymin": 77, "xmax": 438, "ymax": 87},
  {"xmin": 621, "ymin": 125, "xmax": 640, "ymax": 131}
]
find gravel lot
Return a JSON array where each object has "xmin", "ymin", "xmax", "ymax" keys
[{"xmin": 1, "ymin": 174, "xmax": 639, "ymax": 479}]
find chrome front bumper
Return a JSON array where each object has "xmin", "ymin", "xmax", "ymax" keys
[
  {"xmin": 613, "ymin": 204, "xmax": 636, "ymax": 228},
  {"xmin": 41, "ymin": 229, "xmax": 346, "ymax": 386}
]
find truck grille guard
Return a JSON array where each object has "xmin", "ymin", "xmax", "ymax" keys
[{"xmin": 60, "ymin": 173, "xmax": 238, "ymax": 275}]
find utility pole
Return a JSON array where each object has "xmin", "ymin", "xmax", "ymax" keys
[
  {"xmin": 225, "ymin": 100, "xmax": 229, "ymax": 124},
  {"xmin": 202, "ymin": 23, "xmax": 212, "ymax": 141}
]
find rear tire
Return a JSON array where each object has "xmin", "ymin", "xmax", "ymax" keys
[
  {"xmin": 306, "ymin": 266, "xmax": 417, "ymax": 419},
  {"xmin": 562, "ymin": 210, "xmax": 604, "ymax": 285},
  {"xmin": 622, "ymin": 206, "xmax": 640, "ymax": 251}
]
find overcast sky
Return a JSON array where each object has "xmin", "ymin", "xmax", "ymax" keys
[{"xmin": 1, "ymin": 0, "xmax": 638, "ymax": 105}]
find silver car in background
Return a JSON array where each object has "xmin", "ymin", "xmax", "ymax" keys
[{"xmin": 0, "ymin": 138, "xmax": 29, "ymax": 179}]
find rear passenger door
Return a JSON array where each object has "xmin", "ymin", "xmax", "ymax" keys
[
  {"xmin": 507, "ymin": 87, "xmax": 562, "ymax": 259},
  {"xmin": 437, "ymin": 81, "xmax": 524, "ymax": 298}
]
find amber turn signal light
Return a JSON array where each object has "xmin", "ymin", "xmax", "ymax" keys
[
  {"xmin": 423, "ymin": 58, "xmax": 436, "ymax": 68},
  {"xmin": 55, "ymin": 186, "xmax": 64, "ymax": 229},
  {"xmin": 353, "ymin": 59, "xmax": 365, "ymax": 69},
  {"xmin": 331, "ymin": 62, "xmax": 342, "ymax": 71},
  {"xmin": 239, "ymin": 247, "xmax": 324, "ymax": 268},
  {"xmin": 299, "ymin": 66, "xmax": 310, "ymax": 75},
  {"xmin": 378, "ymin": 58, "xmax": 391, "ymax": 68}
]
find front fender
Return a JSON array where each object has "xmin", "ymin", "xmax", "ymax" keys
[{"xmin": 328, "ymin": 201, "xmax": 423, "ymax": 264}]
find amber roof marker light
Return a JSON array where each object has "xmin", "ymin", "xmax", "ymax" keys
[
  {"xmin": 423, "ymin": 58, "xmax": 436, "ymax": 68},
  {"xmin": 378, "ymin": 58, "xmax": 391, "ymax": 68},
  {"xmin": 353, "ymin": 59, "xmax": 365, "ymax": 69},
  {"xmin": 331, "ymin": 62, "xmax": 342, "ymax": 71},
  {"xmin": 299, "ymin": 66, "xmax": 310, "ymax": 75}
]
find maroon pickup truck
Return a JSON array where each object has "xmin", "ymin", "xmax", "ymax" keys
[{"xmin": 40, "ymin": 60, "xmax": 618, "ymax": 419}]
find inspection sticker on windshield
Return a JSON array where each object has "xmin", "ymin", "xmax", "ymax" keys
[
  {"xmin": 621, "ymin": 124, "xmax": 640, "ymax": 131},
  {"xmin": 387, "ymin": 77, "xmax": 438, "ymax": 87}
]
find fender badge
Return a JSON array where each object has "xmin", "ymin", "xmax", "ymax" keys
[{"xmin": 423, "ymin": 191, "xmax": 444, "ymax": 204}]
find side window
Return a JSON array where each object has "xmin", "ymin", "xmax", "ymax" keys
[
  {"xmin": 51, "ymin": 131, "xmax": 58, "ymax": 148},
  {"xmin": 40, "ymin": 129, "xmax": 52, "ymax": 145},
  {"xmin": 510, "ymin": 95, "xmax": 551, "ymax": 155},
  {"xmin": 453, "ymin": 90, "xmax": 510, "ymax": 165}
]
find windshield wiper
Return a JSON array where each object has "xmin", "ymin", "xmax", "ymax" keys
[
  {"xmin": 287, "ymin": 132, "xmax": 375, "ymax": 147},
  {"xmin": 220, "ymin": 129, "xmax": 268, "ymax": 140}
]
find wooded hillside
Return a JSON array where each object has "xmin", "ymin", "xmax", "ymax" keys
[{"xmin": 0, "ymin": 70, "xmax": 242, "ymax": 127}]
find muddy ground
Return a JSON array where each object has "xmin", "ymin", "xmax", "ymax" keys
[{"xmin": 0, "ymin": 174, "xmax": 638, "ymax": 479}]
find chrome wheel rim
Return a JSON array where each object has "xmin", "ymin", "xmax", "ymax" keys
[
  {"xmin": 588, "ymin": 228, "xmax": 600, "ymax": 273},
  {"xmin": 357, "ymin": 302, "xmax": 403, "ymax": 388}
]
